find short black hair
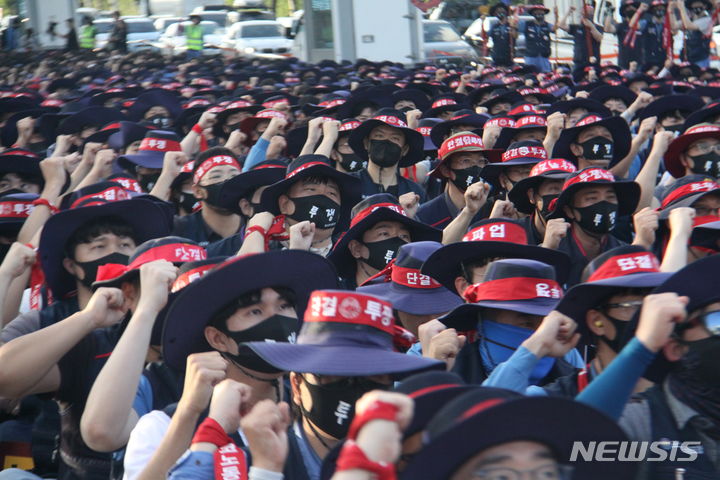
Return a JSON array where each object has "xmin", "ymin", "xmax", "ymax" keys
[
  {"xmin": 460, "ymin": 257, "xmax": 501, "ymax": 283},
  {"xmin": 208, "ymin": 286, "xmax": 297, "ymax": 331},
  {"xmin": 64, "ymin": 216, "xmax": 136, "ymax": 260}
]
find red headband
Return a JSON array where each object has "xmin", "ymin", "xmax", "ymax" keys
[
  {"xmin": 339, "ymin": 120, "xmax": 361, "ymax": 132},
  {"xmin": 0, "ymin": 200, "xmax": 34, "ymax": 218},
  {"xmin": 139, "ymin": 137, "xmax": 181, "ymax": 153},
  {"xmin": 193, "ymin": 155, "xmax": 241, "ymax": 185},
  {"xmin": 587, "ymin": 252, "xmax": 660, "ymax": 282},
  {"xmin": 431, "ymin": 98, "xmax": 457, "ymax": 108},
  {"xmin": 286, "ymin": 161, "xmax": 329, "ymax": 179},
  {"xmin": 263, "ymin": 98, "xmax": 289, "ymax": 108},
  {"xmin": 112, "ymin": 177, "xmax": 143, "ymax": 194},
  {"xmin": 95, "ymin": 243, "xmax": 208, "ymax": 283},
  {"xmin": 530, "ymin": 159, "xmax": 577, "ymax": 177},
  {"xmin": 576, "ymin": 115, "xmax": 604, "ymax": 127},
  {"xmin": 372, "ymin": 114, "xmax": 408, "ymax": 128},
  {"xmin": 462, "ymin": 221, "xmax": 528, "ymax": 244},
  {"xmin": 171, "ymin": 263, "xmax": 216, "ymax": 293},
  {"xmin": 391, "ymin": 265, "xmax": 441, "ymax": 289},
  {"xmin": 305, "ymin": 291, "xmax": 394, "ymax": 335},
  {"xmin": 484, "ymin": 117, "xmax": 515, "ymax": 129},
  {"xmin": 562, "ymin": 168, "xmax": 615, "ymax": 190},
  {"xmin": 661, "ymin": 181, "xmax": 718, "ymax": 208},
  {"xmin": 351, "ymin": 203, "xmax": 406, "ymax": 227},
  {"xmin": 514, "ymin": 115, "xmax": 547, "ymax": 128},
  {"xmin": 320, "ymin": 99, "xmax": 346, "ymax": 108},
  {"xmin": 501, "ymin": 145, "xmax": 548, "ymax": 163},
  {"xmin": 255, "ymin": 109, "xmax": 287, "ymax": 120},
  {"xmin": 70, "ymin": 186, "xmax": 131, "ymax": 209},
  {"xmin": 682, "ymin": 124, "xmax": 720, "ymax": 136},
  {"xmin": 416, "ymin": 126, "xmax": 433, "ymax": 136},
  {"xmin": 463, "ymin": 277, "xmax": 563, "ymax": 303},
  {"xmin": 439, "ymin": 133, "xmax": 484, "ymax": 159}
]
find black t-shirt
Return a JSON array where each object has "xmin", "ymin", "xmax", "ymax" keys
[{"xmin": 569, "ymin": 23, "xmax": 603, "ymax": 64}]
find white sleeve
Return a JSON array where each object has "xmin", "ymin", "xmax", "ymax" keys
[{"xmin": 123, "ymin": 410, "xmax": 172, "ymax": 480}]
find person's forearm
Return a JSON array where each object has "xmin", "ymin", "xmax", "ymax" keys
[
  {"xmin": 181, "ymin": 131, "xmax": 201, "ymax": 157},
  {"xmin": 68, "ymin": 158, "xmax": 94, "ymax": 192},
  {"xmin": 81, "ymin": 306, "xmax": 156, "ymax": 452},
  {"xmin": 237, "ymin": 229, "xmax": 265, "ymax": 255},
  {"xmin": 137, "ymin": 405, "xmax": 202, "ymax": 480},
  {"xmin": 17, "ymin": 181, "xmax": 64, "ymax": 244},
  {"xmin": 610, "ymin": 138, "xmax": 644, "ymax": 179},
  {"xmin": 300, "ymin": 131, "xmax": 321, "ymax": 157},
  {"xmin": 678, "ymin": 7, "xmax": 696, "ymax": 30},
  {"xmin": 660, "ymin": 232, "xmax": 690, "ymax": 272},
  {"xmin": 576, "ymin": 337, "xmax": 655, "ymax": 420},
  {"xmin": 149, "ymin": 172, "xmax": 176, "ymax": 202},
  {"xmin": 481, "ymin": 346, "xmax": 538, "ymax": 393},
  {"xmin": 1, "ymin": 271, "xmax": 29, "ymax": 327},
  {"xmin": 0, "ymin": 310, "xmax": 93, "ymax": 397},
  {"xmin": 314, "ymin": 136, "xmax": 334, "ymax": 158},
  {"xmin": 633, "ymin": 148, "xmax": 662, "ymax": 211},
  {"xmin": 243, "ymin": 138, "xmax": 270, "ymax": 172},
  {"xmin": 590, "ymin": 24, "xmax": 603, "ymax": 42},
  {"xmin": 442, "ymin": 207, "xmax": 475, "ymax": 244},
  {"xmin": 543, "ymin": 133, "xmax": 559, "ymax": 155}
]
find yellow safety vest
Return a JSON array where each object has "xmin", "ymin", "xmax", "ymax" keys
[
  {"xmin": 80, "ymin": 25, "xmax": 96, "ymax": 49},
  {"xmin": 185, "ymin": 24, "xmax": 203, "ymax": 51}
]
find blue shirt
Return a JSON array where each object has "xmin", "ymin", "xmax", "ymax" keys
[{"xmin": 292, "ymin": 422, "xmax": 321, "ymax": 480}]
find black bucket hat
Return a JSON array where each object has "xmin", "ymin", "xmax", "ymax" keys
[
  {"xmin": 162, "ymin": 250, "xmax": 339, "ymax": 370},
  {"xmin": 493, "ymin": 114, "xmax": 547, "ymax": 150},
  {"xmin": 481, "ymin": 140, "xmax": 548, "ymax": 188},
  {"xmin": 551, "ymin": 113, "xmax": 631, "ymax": 167},
  {"xmin": 421, "ymin": 218, "xmax": 571, "ymax": 294},
  {"xmin": 56, "ymin": 107, "xmax": 127, "ymax": 135},
  {"xmin": 429, "ymin": 109, "xmax": 490, "ymax": 148},
  {"xmin": 348, "ymin": 108, "xmax": 425, "ymax": 167},
  {"xmin": 508, "ymin": 158, "xmax": 577, "ymax": 214},
  {"xmin": 217, "ymin": 160, "xmax": 287, "ymax": 214},
  {"xmin": 657, "ymin": 175, "xmax": 719, "ymax": 219}
]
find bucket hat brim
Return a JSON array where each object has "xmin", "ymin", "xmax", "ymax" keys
[{"xmin": 348, "ymin": 119, "xmax": 425, "ymax": 168}]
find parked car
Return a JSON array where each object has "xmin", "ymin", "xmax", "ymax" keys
[
  {"xmin": 222, "ymin": 20, "xmax": 293, "ymax": 55},
  {"xmin": 423, "ymin": 20, "xmax": 478, "ymax": 63},
  {"xmin": 94, "ymin": 17, "xmax": 160, "ymax": 51},
  {"xmin": 428, "ymin": 0, "xmax": 483, "ymax": 33},
  {"xmin": 153, "ymin": 16, "xmax": 184, "ymax": 32},
  {"xmin": 157, "ymin": 20, "xmax": 225, "ymax": 55},
  {"xmin": 191, "ymin": 8, "xmax": 235, "ymax": 27}
]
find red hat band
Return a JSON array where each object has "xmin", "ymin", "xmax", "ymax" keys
[
  {"xmin": 391, "ymin": 265, "xmax": 441, "ymax": 289},
  {"xmin": 139, "ymin": 137, "xmax": 182, "ymax": 153},
  {"xmin": 305, "ymin": 291, "xmax": 394, "ymax": 336},
  {"xmin": 351, "ymin": 203, "xmax": 407, "ymax": 227},
  {"xmin": 562, "ymin": 168, "xmax": 615, "ymax": 190},
  {"xmin": 530, "ymin": 159, "xmax": 577, "ymax": 177},
  {"xmin": 463, "ymin": 277, "xmax": 563, "ymax": 303},
  {"xmin": 661, "ymin": 181, "xmax": 719, "ymax": 208},
  {"xmin": 193, "ymin": 155, "xmax": 241, "ymax": 185},
  {"xmin": 171, "ymin": 263, "xmax": 216, "ymax": 293},
  {"xmin": 502, "ymin": 145, "xmax": 548, "ymax": 163},
  {"xmin": 587, "ymin": 252, "xmax": 660, "ymax": 282},
  {"xmin": 439, "ymin": 133, "xmax": 484, "ymax": 159},
  {"xmin": 462, "ymin": 221, "xmax": 528, "ymax": 244}
]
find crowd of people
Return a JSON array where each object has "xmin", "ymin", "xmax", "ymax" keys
[{"xmin": 0, "ymin": 2, "xmax": 718, "ymax": 479}]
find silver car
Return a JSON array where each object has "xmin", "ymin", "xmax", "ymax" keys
[{"xmin": 423, "ymin": 20, "xmax": 478, "ymax": 63}]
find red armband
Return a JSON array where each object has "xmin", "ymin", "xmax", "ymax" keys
[
  {"xmin": 31, "ymin": 198, "xmax": 59, "ymax": 214},
  {"xmin": 336, "ymin": 440, "xmax": 396, "ymax": 480},
  {"xmin": 347, "ymin": 400, "xmax": 400, "ymax": 441},
  {"xmin": 244, "ymin": 225, "xmax": 269, "ymax": 251},
  {"xmin": 191, "ymin": 417, "xmax": 233, "ymax": 448},
  {"xmin": 191, "ymin": 123, "xmax": 204, "ymax": 135}
]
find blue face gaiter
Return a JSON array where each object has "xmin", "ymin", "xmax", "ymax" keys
[{"xmin": 479, "ymin": 320, "xmax": 556, "ymax": 385}]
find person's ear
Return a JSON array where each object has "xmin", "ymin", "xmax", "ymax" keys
[
  {"xmin": 401, "ymin": 144, "xmax": 410, "ymax": 157},
  {"xmin": 289, "ymin": 372, "xmax": 303, "ymax": 407},
  {"xmin": 348, "ymin": 239, "xmax": 369, "ymax": 261},
  {"xmin": 278, "ymin": 194, "xmax": 294, "ymax": 216},
  {"xmin": 499, "ymin": 172, "xmax": 512, "ymax": 191},
  {"xmin": 586, "ymin": 310, "xmax": 606, "ymax": 337},
  {"xmin": 204, "ymin": 326, "xmax": 233, "ymax": 353},
  {"xmin": 455, "ymin": 276, "xmax": 471, "ymax": 298},
  {"xmin": 679, "ymin": 153, "xmax": 693, "ymax": 171},
  {"xmin": 439, "ymin": 164, "xmax": 454, "ymax": 180},
  {"xmin": 363, "ymin": 137, "xmax": 370, "ymax": 152},
  {"xmin": 329, "ymin": 150, "xmax": 340, "ymax": 162},
  {"xmin": 238, "ymin": 198, "xmax": 254, "ymax": 218},
  {"xmin": 662, "ymin": 338, "xmax": 688, "ymax": 362},
  {"xmin": 192, "ymin": 183, "xmax": 206, "ymax": 200},
  {"xmin": 563, "ymin": 204, "xmax": 576, "ymax": 221},
  {"xmin": 63, "ymin": 258, "xmax": 81, "ymax": 278},
  {"xmin": 120, "ymin": 282, "xmax": 139, "ymax": 312},
  {"xmin": 570, "ymin": 142, "xmax": 583, "ymax": 157}
]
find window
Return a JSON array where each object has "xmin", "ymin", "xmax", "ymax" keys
[
  {"xmin": 424, "ymin": 22, "xmax": 461, "ymax": 43},
  {"xmin": 239, "ymin": 24, "xmax": 284, "ymax": 38},
  {"xmin": 127, "ymin": 21, "xmax": 155, "ymax": 33},
  {"xmin": 93, "ymin": 21, "xmax": 113, "ymax": 34}
]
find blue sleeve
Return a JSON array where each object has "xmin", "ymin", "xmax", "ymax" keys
[
  {"xmin": 132, "ymin": 374, "xmax": 153, "ymax": 418},
  {"xmin": 576, "ymin": 337, "xmax": 656, "ymax": 420},
  {"xmin": 563, "ymin": 348, "xmax": 584, "ymax": 368},
  {"xmin": 169, "ymin": 451, "xmax": 214, "ymax": 480},
  {"xmin": 243, "ymin": 138, "xmax": 270, "ymax": 172},
  {"xmin": 406, "ymin": 342, "xmax": 423, "ymax": 357},
  {"xmin": 481, "ymin": 346, "xmax": 538, "ymax": 393}
]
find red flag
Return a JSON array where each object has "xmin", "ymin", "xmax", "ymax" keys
[{"xmin": 662, "ymin": 9, "xmax": 673, "ymax": 54}]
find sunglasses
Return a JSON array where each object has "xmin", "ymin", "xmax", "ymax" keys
[{"xmin": 677, "ymin": 309, "xmax": 720, "ymax": 336}]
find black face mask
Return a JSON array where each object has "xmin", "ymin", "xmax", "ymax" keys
[
  {"xmin": 28, "ymin": 141, "xmax": 48, "ymax": 155},
  {"xmin": 450, "ymin": 166, "xmax": 483, "ymax": 192},
  {"xmin": 75, "ymin": 252, "xmax": 130, "ymax": 289},
  {"xmin": 692, "ymin": 7, "xmax": 705, "ymax": 15},
  {"xmin": 663, "ymin": 124, "xmax": 684, "ymax": 135},
  {"xmin": 288, "ymin": 194, "xmax": 341, "ymax": 230},
  {"xmin": 362, "ymin": 236, "xmax": 407, "ymax": 271},
  {"xmin": 221, "ymin": 314, "xmax": 298, "ymax": 374},
  {"xmin": 610, "ymin": 110, "xmax": 623, "ymax": 117},
  {"xmin": 573, "ymin": 200, "xmax": 618, "ymax": 234},
  {"xmin": 398, "ymin": 106, "xmax": 414, "ymax": 113},
  {"xmin": 138, "ymin": 172, "xmax": 160, "ymax": 192},
  {"xmin": 338, "ymin": 152, "xmax": 367, "ymax": 173},
  {"xmin": 368, "ymin": 139, "xmax": 402, "ymax": 169},
  {"xmin": 653, "ymin": 9, "xmax": 666, "ymax": 18},
  {"xmin": 225, "ymin": 121, "xmax": 242, "ymax": 132},
  {"xmin": 178, "ymin": 191, "xmax": 199, "ymax": 214},
  {"xmin": 200, "ymin": 182, "xmax": 232, "ymax": 213},
  {"xmin": 599, "ymin": 312, "xmax": 634, "ymax": 352},
  {"xmin": 579, "ymin": 136, "xmax": 614, "ymax": 164},
  {"xmin": 681, "ymin": 336, "xmax": 720, "ymax": 388},
  {"xmin": 689, "ymin": 152, "xmax": 720, "ymax": 179},
  {"xmin": 497, "ymin": 12, "xmax": 507, "ymax": 20},
  {"xmin": 534, "ymin": 13, "xmax": 545, "ymax": 21},
  {"xmin": 537, "ymin": 193, "xmax": 558, "ymax": 220},
  {"xmin": 300, "ymin": 376, "xmax": 390, "ymax": 439},
  {"xmin": 145, "ymin": 114, "xmax": 172, "ymax": 129}
]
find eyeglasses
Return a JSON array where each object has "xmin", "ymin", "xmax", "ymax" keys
[
  {"xmin": 472, "ymin": 463, "xmax": 574, "ymax": 480},
  {"xmin": 688, "ymin": 143, "xmax": 720, "ymax": 155},
  {"xmin": 685, "ymin": 309, "xmax": 720, "ymax": 336},
  {"xmin": 601, "ymin": 300, "xmax": 644, "ymax": 312}
]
